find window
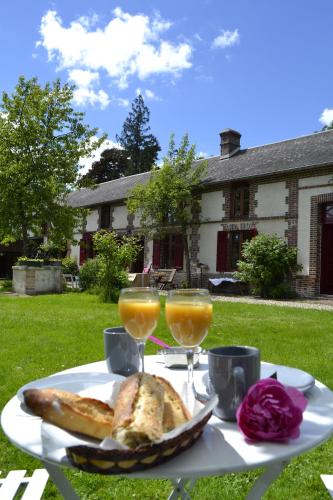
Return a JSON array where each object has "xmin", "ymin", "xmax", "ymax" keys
[
  {"xmin": 231, "ymin": 185, "xmax": 249, "ymax": 218},
  {"xmin": 153, "ymin": 234, "xmax": 184, "ymax": 269},
  {"xmin": 216, "ymin": 229, "xmax": 257, "ymax": 272},
  {"xmin": 79, "ymin": 232, "xmax": 95, "ymax": 265},
  {"xmin": 323, "ymin": 204, "xmax": 333, "ymax": 224},
  {"xmin": 100, "ymin": 205, "xmax": 111, "ymax": 229}
]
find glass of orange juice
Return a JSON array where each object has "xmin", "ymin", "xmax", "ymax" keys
[
  {"xmin": 166, "ymin": 289, "xmax": 212, "ymax": 386},
  {"xmin": 118, "ymin": 287, "xmax": 161, "ymax": 372}
]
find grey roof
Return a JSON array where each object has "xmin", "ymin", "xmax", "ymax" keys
[
  {"xmin": 202, "ymin": 128, "xmax": 333, "ymax": 186},
  {"xmin": 68, "ymin": 129, "xmax": 333, "ymax": 208},
  {"xmin": 68, "ymin": 171, "xmax": 151, "ymax": 208}
]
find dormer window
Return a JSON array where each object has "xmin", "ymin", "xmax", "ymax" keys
[{"xmin": 231, "ymin": 184, "xmax": 249, "ymax": 218}]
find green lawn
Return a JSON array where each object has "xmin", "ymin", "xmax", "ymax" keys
[{"xmin": 0, "ymin": 292, "xmax": 332, "ymax": 499}]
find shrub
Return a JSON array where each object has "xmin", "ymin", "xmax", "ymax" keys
[
  {"xmin": 0, "ymin": 279, "xmax": 12, "ymax": 292},
  {"xmin": 16, "ymin": 257, "xmax": 44, "ymax": 267},
  {"xmin": 269, "ymin": 282, "xmax": 297, "ymax": 300},
  {"xmin": 92, "ymin": 230, "xmax": 140, "ymax": 303},
  {"xmin": 62, "ymin": 257, "xmax": 79, "ymax": 275},
  {"xmin": 78, "ymin": 258, "xmax": 101, "ymax": 291},
  {"xmin": 234, "ymin": 234, "xmax": 302, "ymax": 299}
]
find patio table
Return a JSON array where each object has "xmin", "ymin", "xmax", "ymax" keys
[{"xmin": 2, "ymin": 355, "xmax": 333, "ymax": 499}]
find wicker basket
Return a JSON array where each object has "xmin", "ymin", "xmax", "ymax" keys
[{"xmin": 66, "ymin": 411, "xmax": 211, "ymax": 474}]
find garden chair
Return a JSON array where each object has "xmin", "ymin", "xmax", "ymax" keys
[
  {"xmin": 63, "ymin": 274, "xmax": 75, "ymax": 288},
  {"xmin": 159, "ymin": 268, "xmax": 177, "ymax": 290},
  {"xmin": 0, "ymin": 469, "xmax": 49, "ymax": 500}
]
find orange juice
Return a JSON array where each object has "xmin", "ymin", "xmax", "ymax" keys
[
  {"xmin": 165, "ymin": 301, "xmax": 212, "ymax": 348},
  {"xmin": 118, "ymin": 299, "xmax": 161, "ymax": 340}
]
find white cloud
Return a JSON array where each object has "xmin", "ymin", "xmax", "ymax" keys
[
  {"xmin": 144, "ymin": 89, "xmax": 160, "ymax": 101},
  {"xmin": 68, "ymin": 69, "xmax": 110, "ymax": 109},
  {"xmin": 115, "ymin": 97, "xmax": 130, "ymax": 107},
  {"xmin": 136, "ymin": 87, "xmax": 160, "ymax": 101},
  {"xmin": 212, "ymin": 29, "xmax": 240, "ymax": 49},
  {"xmin": 37, "ymin": 8, "xmax": 192, "ymax": 103},
  {"xmin": 197, "ymin": 151, "xmax": 210, "ymax": 159},
  {"xmin": 79, "ymin": 137, "xmax": 121, "ymax": 174},
  {"xmin": 319, "ymin": 108, "xmax": 333, "ymax": 126}
]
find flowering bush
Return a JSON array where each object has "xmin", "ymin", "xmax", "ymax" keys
[
  {"xmin": 236, "ymin": 378, "xmax": 307, "ymax": 442},
  {"xmin": 234, "ymin": 233, "xmax": 302, "ymax": 298}
]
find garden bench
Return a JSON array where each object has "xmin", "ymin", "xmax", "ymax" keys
[{"xmin": 0, "ymin": 469, "xmax": 49, "ymax": 500}]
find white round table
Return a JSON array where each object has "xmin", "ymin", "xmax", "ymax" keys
[{"xmin": 2, "ymin": 355, "xmax": 333, "ymax": 499}]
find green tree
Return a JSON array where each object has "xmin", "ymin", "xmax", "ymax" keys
[
  {"xmin": 127, "ymin": 134, "xmax": 206, "ymax": 286},
  {"xmin": 116, "ymin": 94, "xmax": 160, "ymax": 175},
  {"xmin": 93, "ymin": 230, "xmax": 140, "ymax": 303},
  {"xmin": 80, "ymin": 148, "xmax": 130, "ymax": 184},
  {"xmin": 0, "ymin": 76, "xmax": 105, "ymax": 255},
  {"xmin": 234, "ymin": 233, "xmax": 302, "ymax": 298}
]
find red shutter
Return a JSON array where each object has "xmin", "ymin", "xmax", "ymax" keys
[
  {"xmin": 173, "ymin": 234, "xmax": 184, "ymax": 269},
  {"xmin": 216, "ymin": 231, "xmax": 228, "ymax": 272},
  {"xmin": 79, "ymin": 239, "xmax": 86, "ymax": 265},
  {"xmin": 153, "ymin": 239, "xmax": 161, "ymax": 267}
]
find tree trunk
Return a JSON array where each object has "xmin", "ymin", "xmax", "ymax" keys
[{"xmin": 182, "ymin": 227, "xmax": 191, "ymax": 287}]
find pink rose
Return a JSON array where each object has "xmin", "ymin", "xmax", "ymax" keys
[{"xmin": 236, "ymin": 378, "xmax": 308, "ymax": 442}]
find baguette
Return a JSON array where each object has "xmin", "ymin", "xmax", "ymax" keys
[
  {"xmin": 112, "ymin": 373, "xmax": 164, "ymax": 448},
  {"xmin": 23, "ymin": 388, "xmax": 114, "ymax": 440},
  {"xmin": 156, "ymin": 376, "xmax": 192, "ymax": 432}
]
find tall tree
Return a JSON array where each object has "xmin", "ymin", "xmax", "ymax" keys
[
  {"xmin": 0, "ymin": 76, "xmax": 105, "ymax": 255},
  {"xmin": 116, "ymin": 94, "xmax": 160, "ymax": 175},
  {"xmin": 80, "ymin": 148, "xmax": 130, "ymax": 184},
  {"xmin": 127, "ymin": 134, "xmax": 206, "ymax": 286}
]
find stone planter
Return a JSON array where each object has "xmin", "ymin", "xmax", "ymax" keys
[{"xmin": 12, "ymin": 266, "xmax": 63, "ymax": 295}]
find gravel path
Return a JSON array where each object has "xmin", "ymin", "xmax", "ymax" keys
[{"xmin": 211, "ymin": 295, "xmax": 333, "ymax": 311}]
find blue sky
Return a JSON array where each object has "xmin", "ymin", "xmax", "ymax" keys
[{"xmin": 1, "ymin": 1, "xmax": 333, "ymax": 170}]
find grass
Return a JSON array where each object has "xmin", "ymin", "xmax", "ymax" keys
[{"xmin": 0, "ymin": 292, "xmax": 332, "ymax": 499}]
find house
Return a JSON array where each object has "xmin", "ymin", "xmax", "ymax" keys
[{"xmin": 68, "ymin": 128, "xmax": 333, "ymax": 297}]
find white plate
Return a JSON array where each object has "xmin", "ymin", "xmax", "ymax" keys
[
  {"xmin": 17, "ymin": 372, "xmax": 125, "ymax": 402},
  {"xmin": 197, "ymin": 362, "xmax": 315, "ymax": 395},
  {"xmin": 260, "ymin": 363, "xmax": 315, "ymax": 393}
]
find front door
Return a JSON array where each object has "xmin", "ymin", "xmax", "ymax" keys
[{"xmin": 320, "ymin": 204, "xmax": 333, "ymax": 294}]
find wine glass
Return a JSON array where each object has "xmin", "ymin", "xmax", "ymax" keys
[
  {"xmin": 118, "ymin": 287, "xmax": 161, "ymax": 372},
  {"xmin": 165, "ymin": 289, "xmax": 212, "ymax": 387}
]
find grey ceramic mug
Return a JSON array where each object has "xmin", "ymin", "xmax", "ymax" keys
[
  {"xmin": 208, "ymin": 346, "xmax": 260, "ymax": 421},
  {"xmin": 104, "ymin": 327, "xmax": 139, "ymax": 376}
]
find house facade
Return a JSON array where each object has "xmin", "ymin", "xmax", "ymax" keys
[{"xmin": 68, "ymin": 128, "xmax": 333, "ymax": 297}]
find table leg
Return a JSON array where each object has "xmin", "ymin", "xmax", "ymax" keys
[
  {"xmin": 168, "ymin": 478, "xmax": 196, "ymax": 499},
  {"xmin": 246, "ymin": 460, "xmax": 289, "ymax": 500},
  {"xmin": 42, "ymin": 462, "xmax": 80, "ymax": 500}
]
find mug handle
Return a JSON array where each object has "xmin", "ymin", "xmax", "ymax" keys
[{"xmin": 232, "ymin": 366, "xmax": 245, "ymax": 411}]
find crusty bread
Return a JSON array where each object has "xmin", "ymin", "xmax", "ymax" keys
[
  {"xmin": 156, "ymin": 376, "xmax": 192, "ymax": 432},
  {"xmin": 23, "ymin": 388, "xmax": 114, "ymax": 440},
  {"xmin": 112, "ymin": 373, "xmax": 164, "ymax": 448}
]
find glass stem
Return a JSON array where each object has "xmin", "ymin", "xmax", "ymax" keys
[
  {"xmin": 186, "ymin": 349, "xmax": 194, "ymax": 386},
  {"xmin": 138, "ymin": 340, "xmax": 146, "ymax": 373}
]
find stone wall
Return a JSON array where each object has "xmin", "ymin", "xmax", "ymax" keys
[{"xmin": 13, "ymin": 266, "xmax": 63, "ymax": 295}]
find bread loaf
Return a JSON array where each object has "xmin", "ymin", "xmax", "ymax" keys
[
  {"xmin": 112, "ymin": 373, "xmax": 164, "ymax": 448},
  {"xmin": 156, "ymin": 376, "xmax": 192, "ymax": 432},
  {"xmin": 23, "ymin": 388, "xmax": 114, "ymax": 440}
]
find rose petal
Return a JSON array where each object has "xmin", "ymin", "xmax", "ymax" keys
[{"xmin": 285, "ymin": 386, "xmax": 308, "ymax": 412}]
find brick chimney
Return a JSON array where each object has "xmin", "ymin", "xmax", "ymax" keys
[{"xmin": 220, "ymin": 129, "xmax": 241, "ymax": 157}]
